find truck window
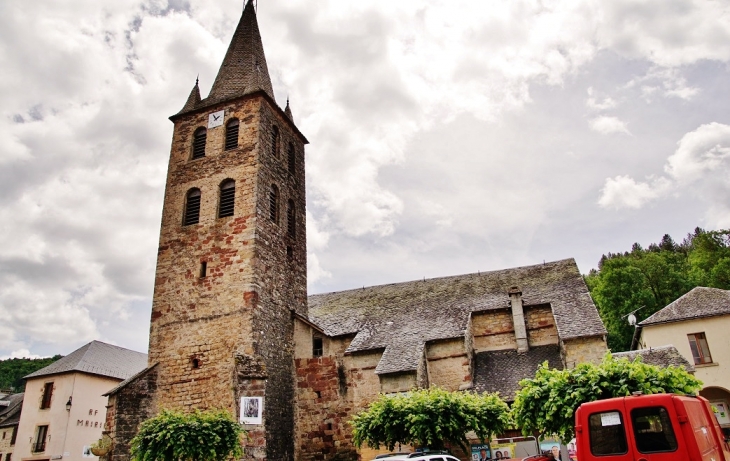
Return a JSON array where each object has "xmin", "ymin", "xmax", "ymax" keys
[
  {"xmin": 630, "ymin": 406, "xmax": 678, "ymax": 454},
  {"xmin": 589, "ymin": 411, "xmax": 629, "ymax": 456}
]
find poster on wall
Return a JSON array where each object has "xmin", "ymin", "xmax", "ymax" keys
[
  {"xmin": 470, "ymin": 443, "xmax": 491, "ymax": 461},
  {"xmin": 82, "ymin": 446, "xmax": 94, "ymax": 458},
  {"xmin": 240, "ymin": 396, "xmax": 263, "ymax": 425},
  {"xmin": 713, "ymin": 401, "xmax": 730, "ymax": 425},
  {"xmin": 490, "ymin": 442, "xmax": 515, "ymax": 459},
  {"xmin": 540, "ymin": 441, "xmax": 570, "ymax": 461}
]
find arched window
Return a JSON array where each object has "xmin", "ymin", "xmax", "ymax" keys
[
  {"xmin": 269, "ymin": 184, "xmax": 279, "ymax": 223},
  {"xmin": 183, "ymin": 188, "xmax": 201, "ymax": 225},
  {"xmin": 271, "ymin": 126, "xmax": 279, "ymax": 158},
  {"xmin": 287, "ymin": 142, "xmax": 295, "ymax": 174},
  {"xmin": 287, "ymin": 200, "xmax": 295, "ymax": 238},
  {"xmin": 218, "ymin": 179, "xmax": 235, "ymax": 218},
  {"xmin": 192, "ymin": 128, "xmax": 207, "ymax": 159},
  {"xmin": 225, "ymin": 119, "xmax": 239, "ymax": 150}
]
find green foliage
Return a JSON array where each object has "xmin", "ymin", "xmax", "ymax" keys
[
  {"xmin": 586, "ymin": 228, "xmax": 730, "ymax": 351},
  {"xmin": 0, "ymin": 355, "xmax": 63, "ymax": 392},
  {"xmin": 130, "ymin": 409, "xmax": 245, "ymax": 461},
  {"xmin": 512, "ymin": 354, "xmax": 702, "ymax": 443},
  {"xmin": 351, "ymin": 387, "xmax": 511, "ymax": 453}
]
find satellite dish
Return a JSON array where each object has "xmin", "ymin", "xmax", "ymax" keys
[{"xmin": 628, "ymin": 313, "xmax": 637, "ymax": 326}]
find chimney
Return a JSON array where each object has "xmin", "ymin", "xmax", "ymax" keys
[{"xmin": 508, "ymin": 286, "xmax": 529, "ymax": 353}]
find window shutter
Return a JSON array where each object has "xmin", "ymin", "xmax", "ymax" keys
[
  {"xmin": 269, "ymin": 185, "xmax": 279, "ymax": 223},
  {"xmin": 218, "ymin": 180, "xmax": 235, "ymax": 217},
  {"xmin": 184, "ymin": 189, "xmax": 201, "ymax": 225},
  {"xmin": 225, "ymin": 119, "xmax": 239, "ymax": 150},
  {"xmin": 192, "ymin": 128, "xmax": 207, "ymax": 159},
  {"xmin": 287, "ymin": 200, "xmax": 295, "ymax": 238},
  {"xmin": 287, "ymin": 143, "xmax": 295, "ymax": 173},
  {"xmin": 271, "ymin": 126, "xmax": 279, "ymax": 157}
]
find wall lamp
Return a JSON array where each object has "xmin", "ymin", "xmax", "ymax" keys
[{"xmin": 65, "ymin": 397, "xmax": 72, "ymax": 412}]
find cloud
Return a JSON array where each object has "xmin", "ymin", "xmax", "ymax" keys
[
  {"xmin": 586, "ymin": 87, "xmax": 617, "ymax": 110},
  {"xmin": 598, "ymin": 175, "xmax": 671, "ymax": 209},
  {"xmin": 589, "ymin": 116, "xmax": 631, "ymax": 135},
  {"xmin": 0, "ymin": 349, "xmax": 42, "ymax": 360},
  {"xmin": 599, "ymin": 123, "xmax": 730, "ymax": 225}
]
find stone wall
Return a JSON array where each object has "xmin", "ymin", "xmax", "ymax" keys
[
  {"xmin": 425, "ymin": 338, "xmax": 471, "ymax": 391},
  {"xmin": 105, "ymin": 366, "xmax": 158, "ymax": 461},
  {"xmin": 472, "ymin": 309, "xmax": 517, "ymax": 352},
  {"xmin": 524, "ymin": 305, "xmax": 559, "ymax": 347},
  {"xmin": 562, "ymin": 336, "xmax": 607, "ymax": 368}
]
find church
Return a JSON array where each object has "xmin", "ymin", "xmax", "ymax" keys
[{"xmin": 102, "ymin": 2, "xmax": 608, "ymax": 460}]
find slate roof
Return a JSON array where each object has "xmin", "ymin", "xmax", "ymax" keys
[
  {"xmin": 639, "ymin": 287, "xmax": 730, "ymax": 326},
  {"xmin": 613, "ymin": 346, "xmax": 694, "ymax": 372},
  {"xmin": 24, "ymin": 341, "xmax": 148, "ymax": 381},
  {"xmin": 307, "ymin": 258, "xmax": 605, "ymax": 375},
  {"xmin": 472, "ymin": 345, "xmax": 563, "ymax": 400},
  {"xmin": 175, "ymin": 0, "xmax": 274, "ymax": 116},
  {"xmin": 0, "ymin": 393, "xmax": 23, "ymax": 428}
]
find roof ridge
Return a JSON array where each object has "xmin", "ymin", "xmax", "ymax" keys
[{"xmin": 309, "ymin": 258, "xmax": 576, "ymax": 297}]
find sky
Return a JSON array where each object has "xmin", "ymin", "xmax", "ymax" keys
[{"xmin": 1, "ymin": 0, "xmax": 730, "ymax": 358}]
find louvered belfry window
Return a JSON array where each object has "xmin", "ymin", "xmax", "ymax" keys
[
  {"xmin": 192, "ymin": 127, "xmax": 207, "ymax": 159},
  {"xmin": 184, "ymin": 189, "xmax": 201, "ymax": 225},
  {"xmin": 271, "ymin": 126, "xmax": 279, "ymax": 157},
  {"xmin": 269, "ymin": 184, "xmax": 279, "ymax": 223},
  {"xmin": 225, "ymin": 119, "xmax": 239, "ymax": 150},
  {"xmin": 218, "ymin": 179, "xmax": 235, "ymax": 218},
  {"xmin": 287, "ymin": 200, "xmax": 295, "ymax": 238},
  {"xmin": 287, "ymin": 142, "xmax": 295, "ymax": 174}
]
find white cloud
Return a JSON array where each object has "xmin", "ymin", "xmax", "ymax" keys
[
  {"xmin": 0, "ymin": 349, "xmax": 42, "ymax": 360},
  {"xmin": 598, "ymin": 175, "xmax": 671, "ymax": 209},
  {"xmin": 589, "ymin": 116, "xmax": 631, "ymax": 135},
  {"xmin": 586, "ymin": 87, "xmax": 617, "ymax": 110},
  {"xmin": 665, "ymin": 122, "xmax": 730, "ymax": 182}
]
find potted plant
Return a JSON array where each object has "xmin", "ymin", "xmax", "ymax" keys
[{"xmin": 89, "ymin": 435, "xmax": 112, "ymax": 456}]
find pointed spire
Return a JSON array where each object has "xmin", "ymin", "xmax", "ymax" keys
[
  {"xmin": 284, "ymin": 96, "xmax": 293, "ymax": 121},
  {"xmin": 207, "ymin": 0, "xmax": 275, "ymax": 103},
  {"xmin": 178, "ymin": 78, "xmax": 202, "ymax": 113}
]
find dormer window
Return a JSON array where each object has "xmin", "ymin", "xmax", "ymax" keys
[
  {"xmin": 225, "ymin": 119, "xmax": 239, "ymax": 150},
  {"xmin": 184, "ymin": 188, "xmax": 201, "ymax": 225},
  {"xmin": 192, "ymin": 127, "xmax": 207, "ymax": 159},
  {"xmin": 218, "ymin": 179, "xmax": 235, "ymax": 218}
]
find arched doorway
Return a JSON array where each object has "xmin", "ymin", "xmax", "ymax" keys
[{"xmin": 700, "ymin": 386, "xmax": 730, "ymax": 437}]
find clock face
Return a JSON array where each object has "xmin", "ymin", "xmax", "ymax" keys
[{"xmin": 208, "ymin": 110, "xmax": 225, "ymax": 129}]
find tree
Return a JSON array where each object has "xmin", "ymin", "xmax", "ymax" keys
[
  {"xmin": 130, "ymin": 409, "xmax": 245, "ymax": 461},
  {"xmin": 586, "ymin": 228, "xmax": 730, "ymax": 351},
  {"xmin": 512, "ymin": 355, "xmax": 702, "ymax": 443},
  {"xmin": 0, "ymin": 355, "xmax": 63, "ymax": 392},
  {"xmin": 351, "ymin": 387, "xmax": 510, "ymax": 453}
]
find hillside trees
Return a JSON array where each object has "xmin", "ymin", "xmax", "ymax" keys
[
  {"xmin": 0, "ymin": 355, "xmax": 63, "ymax": 391},
  {"xmin": 585, "ymin": 228, "xmax": 730, "ymax": 351}
]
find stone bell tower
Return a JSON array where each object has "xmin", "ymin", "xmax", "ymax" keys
[{"xmin": 146, "ymin": 1, "xmax": 308, "ymax": 458}]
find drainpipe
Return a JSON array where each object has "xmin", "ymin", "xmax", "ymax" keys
[{"xmin": 508, "ymin": 286, "xmax": 529, "ymax": 353}]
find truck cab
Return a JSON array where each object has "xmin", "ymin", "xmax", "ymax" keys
[{"xmin": 575, "ymin": 394, "xmax": 730, "ymax": 461}]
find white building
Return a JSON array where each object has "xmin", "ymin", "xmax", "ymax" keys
[{"xmin": 14, "ymin": 341, "xmax": 146, "ymax": 461}]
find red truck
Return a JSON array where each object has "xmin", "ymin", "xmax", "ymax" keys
[{"xmin": 575, "ymin": 393, "xmax": 730, "ymax": 461}]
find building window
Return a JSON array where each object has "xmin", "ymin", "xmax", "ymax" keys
[
  {"xmin": 5, "ymin": 452, "xmax": 11, "ymax": 461},
  {"xmin": 183, "ymin": 189, "xmax": 201, "ymax": 226},
  {"xmin": 313, "ymin": 336, "xmax": 323, "ymax": 357},
  {"xmin": 224, "ymin": 119, "xmax": 239, "ymax": 150},
  {"xmin": 199, "ymin": 261, "xmax": 207, "ymax": 278},
  {"xmin": 688, "ymin": 332, "xmax": 712, "ymax": 364},
  {"xmin": 271, "ymin": 126, "xmax": 279, "ymax": 158},
  {"xmin": 269, "ymin": 185, "xmax": 279, "ymax": 223},
  {"xmin": 287, "ymin": 142, "xmax": 295, "ymax": 174},
  {"xmin": 286, "ymin": 200, "xmax": 295, "ymax": 238},
  {"xmin": 10, "ymin": 427, "xmax": 16, "ymax": 445},
  {"xmin": 218, "ymin": 179, "xmax": 235, "ymax": 218},
  {"xmin": 192, "ymin": 127, "xmax": 207, "ymax": 159},
  {"xmin": 33, "ymin": 425, "xmax": 48, "ymax": 453},
  {"xmin": 40, "ymin": 382, "xmax": 53, "ymax": 409}
]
